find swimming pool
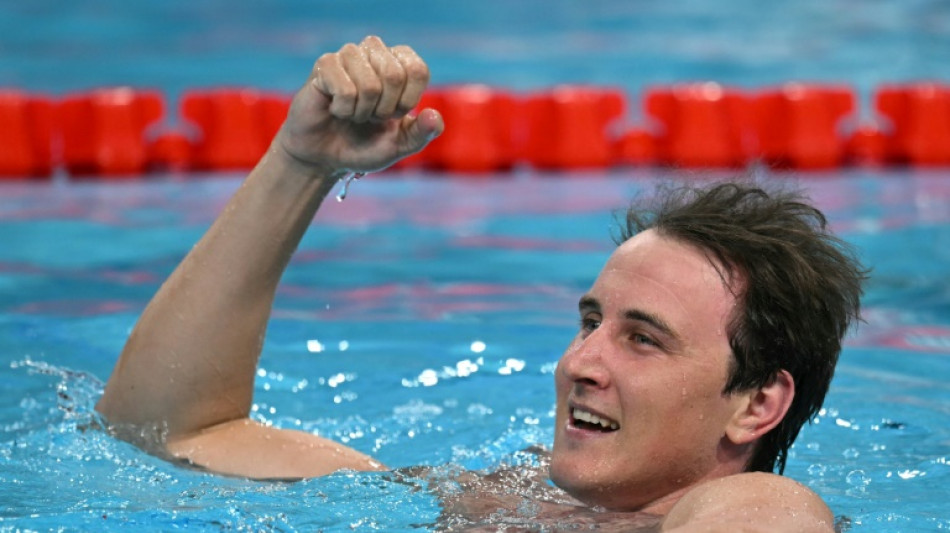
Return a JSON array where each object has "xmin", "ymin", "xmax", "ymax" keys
[
  {"xmin": 3, "ymin": 0, "xmax": 950, "ymax": 530},
  {"xmin": 2, "ymin": 170, "xmax": 949, "ymax": 530}
]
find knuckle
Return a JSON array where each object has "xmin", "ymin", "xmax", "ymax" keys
[
  {"xmin": 360, "ymin": 80, "xmax": 382, "ymax": 99},
  {"xmin": 404, "ymin": 62, "xmax": 430, "ymax": 83},
  {"xmin": 314, "ymin": 53, "xmax": 334, "ymax": 69},
  {"xmin": 362, "ymin": 35, "xmax": 384, "ymax": 47},
  {"xmin": 329, "ymin": 99, "xmax": 353, "ymax": 117},
  {"xmin": 381, "ymin": 64, "xmax": 406, "ymax": 86},
  {"xmin": 340, "ymin": 43, "xmax": 360, "ymax": 56},
  {"xmin": 336, "ymin": 85, "xmax": 357, "ymax": 103}
]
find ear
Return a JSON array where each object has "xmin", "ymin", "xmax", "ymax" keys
[{"xmin": 725, "ymin": 370, "xmax": 795, "ymax": 445}]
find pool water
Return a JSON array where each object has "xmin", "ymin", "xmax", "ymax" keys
[
  {"xmin": 2, "ymin": 171, "xmax": 950, "ymax": 531},
  {"xmin": 4, "ymin": 0, "xmax": 950, "ymax": 530}
]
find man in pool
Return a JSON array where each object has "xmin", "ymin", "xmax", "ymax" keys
[{"xmin": 96, "ymin": 36, "xmax": 866, "ymax": 531}]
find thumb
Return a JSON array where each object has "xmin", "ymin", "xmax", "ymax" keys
[{"xmin": 397, "ymin": 108, "xmax": 444, "ymax": 158}]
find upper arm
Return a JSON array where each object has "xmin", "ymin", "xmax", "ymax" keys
[
  {"xmin": 165, "ymin": 418, "xmax": 387, "ymax": 479},
  {"xmin": 661, "ymin": 472, "xmax": 835, "ymax": 533}
]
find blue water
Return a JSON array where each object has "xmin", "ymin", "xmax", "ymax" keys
[
  {"xmin": 3, "ymin": 1, "xmax": 950, "ymax": 531},
  {"xmin": 3, "ymin": 172, "xmax": 950, "ymax": 531}
]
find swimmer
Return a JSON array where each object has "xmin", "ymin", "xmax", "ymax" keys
[{"xmin": 96, "ymin": 36, "xmax": 866, "ymax": 531}]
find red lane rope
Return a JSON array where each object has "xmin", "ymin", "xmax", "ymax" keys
[{"xmin": 2, "ymin": 82, "xmax": 949, "ymax": 178}]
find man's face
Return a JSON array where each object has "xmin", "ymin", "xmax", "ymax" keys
[{"xmin": 550, "ymin": 229, "xmax": 748, "ymax": 512}]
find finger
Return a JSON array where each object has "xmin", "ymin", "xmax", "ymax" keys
[
  {"xmin": 397, "ymin": 108, "xmax": 444, "ymax": 158},
  {"xmin": 390, "ymin": 45, "xmax": 431, "ymax": 116},
  {"xmin": 311, "ymin": 52, "xmax": 357, "ymax": 118},
  {"xmin": 360, "ymin": 36, "xmax": 406, "ymax": 120},
  {"xmin": 340, "ymin": 43, "xmax": 381, "ymax": 123}
]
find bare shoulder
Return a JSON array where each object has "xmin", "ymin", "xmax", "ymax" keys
[
  {"xmin": 661, "ymin": 472, "xmax": 834, "ymax": 532},
  {"xmin": 165, "ymin": 418, "xmax": 386, "ymax": 480}
]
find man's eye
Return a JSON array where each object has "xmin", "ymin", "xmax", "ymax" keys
[
  {"xmin": 579, "ymin": 317, "xmax": 601, "ymax": 333},
  {"xmin": 631, "ymin": 333, "xmax": 657, "ymax": 346}
]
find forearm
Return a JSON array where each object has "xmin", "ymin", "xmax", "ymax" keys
[{"xmin": 96, "ymin": 144, "xmax": 342, "ymax": 437}]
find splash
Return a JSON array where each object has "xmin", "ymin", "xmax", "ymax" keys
[{"xmin": 10, "ymin": 358, "xmax": 105, "ymax": 426}]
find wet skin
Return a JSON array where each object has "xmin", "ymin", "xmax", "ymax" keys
[{"xmin": 550, "ymin": 228, "xmax": 752, "ymax": 513}]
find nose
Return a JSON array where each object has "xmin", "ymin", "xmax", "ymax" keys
[{"xmin": 558, "ymin": 327, "xmax": 611, "ymax": 390}]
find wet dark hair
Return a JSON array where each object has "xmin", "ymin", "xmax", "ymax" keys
[{"xmin": 618, "ymin": 180, "xmax": 868, "ymax": 474}]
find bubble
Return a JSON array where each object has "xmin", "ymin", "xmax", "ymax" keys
[
  {"xmin": 846, "ymin": 469, "xmax": 871, "ymax": 487},
  {"xmin": 467, "ymin": 404, "xmax": 493, "ymax": 417}
]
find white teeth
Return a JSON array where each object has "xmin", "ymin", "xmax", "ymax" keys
[{"xmin": 572, "ymin": 408, "xmax": 619, "ymax": 430}]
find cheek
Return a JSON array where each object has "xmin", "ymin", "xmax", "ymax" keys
[
  {"xmin": 554, "ymin": 362, "xmax": 571, "ymax": 401},
  {"xmin": 676, "ymin": 378, "xmax": 736, "ymax": 435},
  {"xmin": 623, "ymin": 366, "xmax": 725, "ymax": 422}
]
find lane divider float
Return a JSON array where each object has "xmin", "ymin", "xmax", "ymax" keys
[{"xmin": 2, "ymin": 82, "xmax": 950, "ymax": 178}]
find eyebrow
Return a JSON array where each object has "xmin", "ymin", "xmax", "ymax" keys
[{"xmin": 578, "ymin": 294, "xmax": 679, "ymax": 341}]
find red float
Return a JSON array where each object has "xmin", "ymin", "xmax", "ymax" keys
[
  {"xmin": 845, "ymin": 124, "xmax": 888, "ymax": 167},
  {"xmin": 0, "ymin": 91, "xmax": 54, "ymax": 178},
  {"xmin": 524, "ymin": 86, "xmax": 625, "ymax": 169},
  {"xmin": 182, "ymin": 89, "xmax": 291, "ymax": 170},
  {"xmin": 614, "ymin": 128, "xmax": 658, "ymax": 166},
  {"xmin": 5, "ymin": 81, "xmax": 950, "ymax": 177},
  {"xmin": 148, "ymin": 132, "xmax": 194, "ymax": 172},
  {"xmin": 876, "ymin": 83, "xmax": 950, "ymax": 166},
  {"xmin": 752, "ymin": 84, "xmax": 855, "ymax": 170},
  {"xmin": 645, "ymin": 83, "xmax": 751, "ymax": 168},
  {"xmin": 417, "ymin": 86, "xmax": 519, "ymax": 173},
  {"xmin": 59, "ymin": 88, "xmax": 164, "ymax": 176}
]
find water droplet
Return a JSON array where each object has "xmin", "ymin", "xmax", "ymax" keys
[{"xmin": 335, "ymin": 172, "xmax": 365, "ymax": 202}]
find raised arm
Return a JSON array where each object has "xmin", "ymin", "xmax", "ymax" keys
[{"xmin": 95, "ymin": 36, "xmax": 444, "ymax": 478}]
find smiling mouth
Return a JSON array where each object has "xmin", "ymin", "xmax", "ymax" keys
[{"xmin": 571, "ymin": 407, "xmax": 620, "ymax": 432}]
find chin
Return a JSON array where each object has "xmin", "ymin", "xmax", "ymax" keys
[
  {"xmin": 548, "ymin": 449, "xmax": 574, "ymax": 488},
  {"xmin": 549, "ymin": 452, "xmax": 660, "ymax": 512},
  {"xmin": 549, "ymin": 451, "xmax": 601, "ymax": 506},
  {"xmin": 550, "ymin": 473, "xmax": 625, "ymax": 510}
]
